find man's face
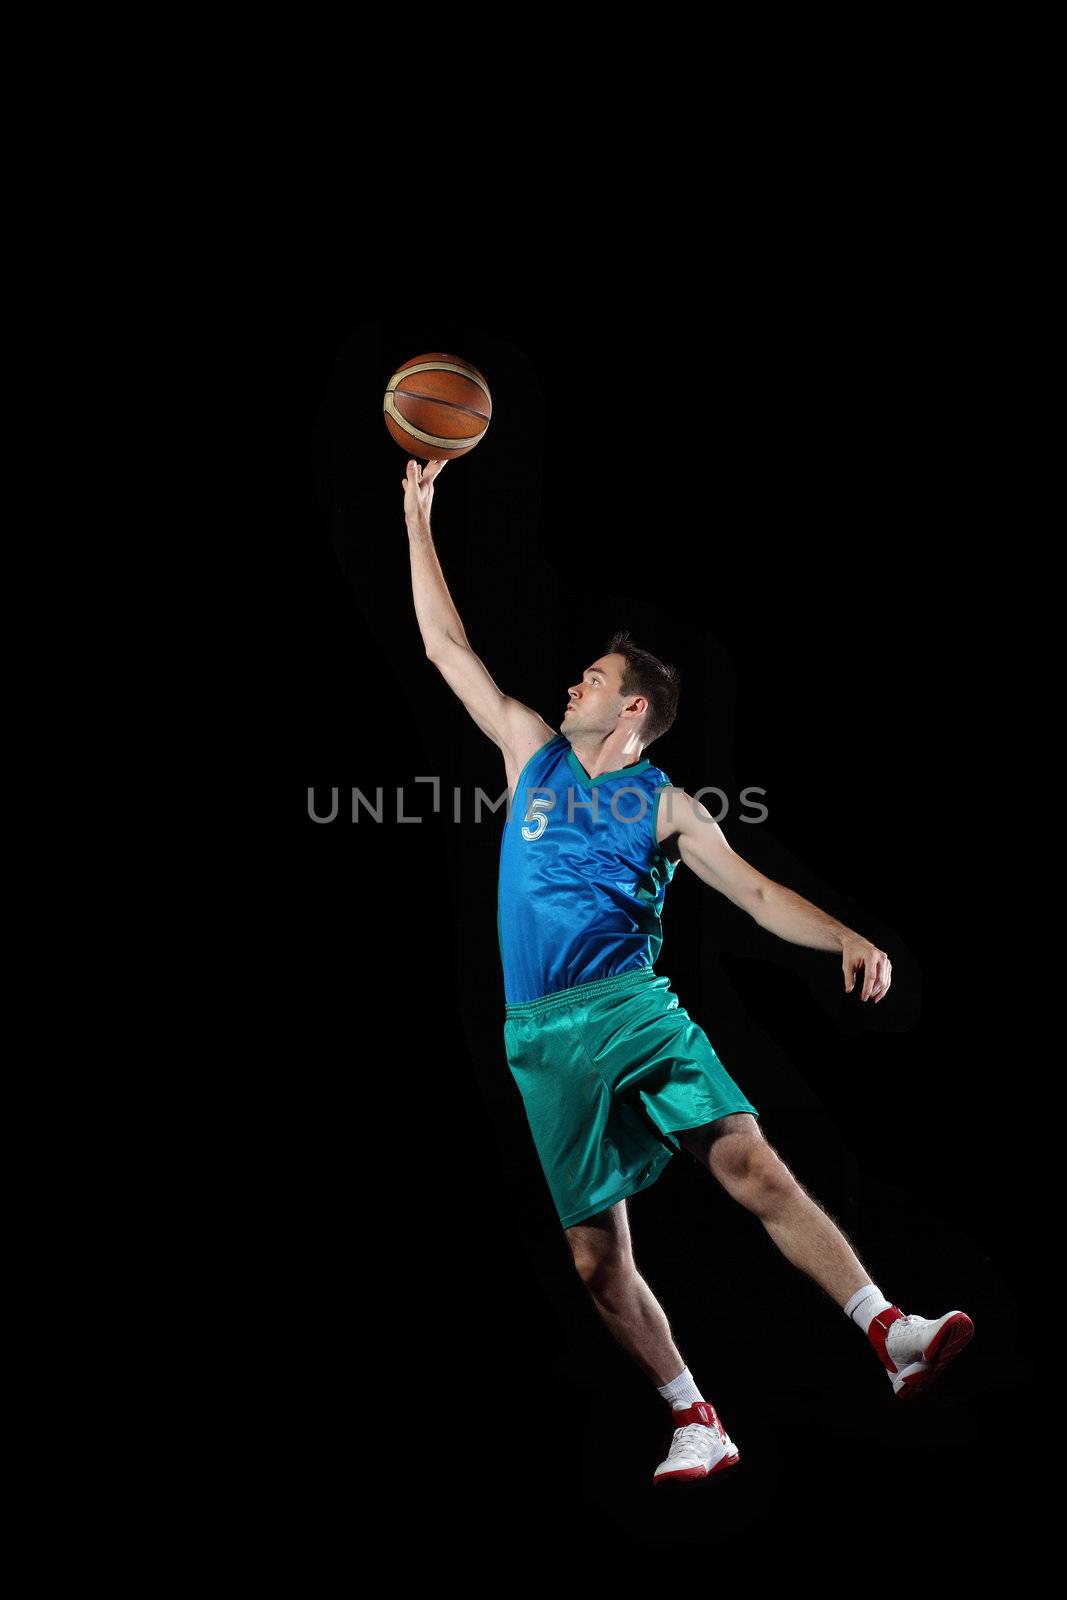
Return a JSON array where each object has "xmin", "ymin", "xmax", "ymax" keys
[{"xmin": 561, "ymin": 653, "xmax": 636, "ymax": 737}]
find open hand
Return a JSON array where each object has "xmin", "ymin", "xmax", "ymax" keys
[
  {"xmin": 842, "ymin": 935, "xmax": 892, "ymax": 1002},
  {"xmin": 402, "ymin": 457, "xmax": 447, "ymax": 525}
]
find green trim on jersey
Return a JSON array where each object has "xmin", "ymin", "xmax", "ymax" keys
[
  {"xmin": 650, "ymin": 782, "xmax": 673, "ymax": 860},
  {"xmin": 566, "ymin": 748, "xmax": 652, "ymax": 788}
]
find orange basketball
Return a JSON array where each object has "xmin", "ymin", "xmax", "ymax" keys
[{"xmin": 383, "ymin": 351, "xmax": 492, "ymax": 461}]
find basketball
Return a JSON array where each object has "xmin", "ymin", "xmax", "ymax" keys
[{"xmin": 383, "ymin": 352, "xmax": 492, "ymax": 461}]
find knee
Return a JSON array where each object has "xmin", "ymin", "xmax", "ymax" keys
[
  {"xmin": 572, "ymin": 1248, "xmax": 634, "ymax": 1300},
  {"xmin": 757, "ymin": 1151, "xmax": 800, "ymax": 1204},
  {"xmin": 717, "ymin": 1142, "xmax": 798, "ymax": 1211}
]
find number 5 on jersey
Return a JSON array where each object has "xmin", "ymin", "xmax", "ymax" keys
[{"xmin": 522, "ymin": 795, "xmax": 552, "ymax": 841}]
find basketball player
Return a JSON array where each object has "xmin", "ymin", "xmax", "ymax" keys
[{"xmin": 403, "ymin": 457, "xmax": 974, "ymax": 1487}]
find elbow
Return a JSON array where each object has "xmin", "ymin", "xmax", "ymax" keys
[
  {"xmin": 426, "ymin": 631, "xmax": 465, "ymax": 662},
  {"xmin": 746, "ymin": 879, "xmax": 772, "ymax": 917}
]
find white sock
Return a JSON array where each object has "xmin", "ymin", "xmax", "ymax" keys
[
  {"xmin": 843, "ymin": 1282, "xmax": 894, "ymax": 1333},
  {"xmin": 656, "ymin": 1365, "xmax": 705, "ymax": 1409}
]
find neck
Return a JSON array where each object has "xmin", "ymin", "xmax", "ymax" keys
[{"xmin": 567, "ymin": 731, "xmax": 645, "ymax": 780}]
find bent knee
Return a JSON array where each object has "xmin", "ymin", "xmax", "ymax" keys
[
  {"xmin": 571, "ymin": 1249, "xmax": 634, "ymax": 1296},
  {"xmin": 757, "ymin": 1151, "xmax": 799, "ymax": 1200},
  {"xmin": 717, "ymin": 1141, "xmax": 797, "ymax": 1199}
]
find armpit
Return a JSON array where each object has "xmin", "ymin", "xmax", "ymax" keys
[{"xmin": 661, "ymin": 832, "xmax": 682, "ymax": 866}]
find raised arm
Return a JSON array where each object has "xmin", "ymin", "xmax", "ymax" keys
[{"xmin": 403, "ymin": 459, "xmax": 556, "ymax": 765}]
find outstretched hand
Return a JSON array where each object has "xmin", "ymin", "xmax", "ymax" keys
[
  {"xmin": 402, "ymin": 457, "xmax": 447, "ymax": 525},
  {"xmin": 841, "ymin": 935, "xmax": 892, "ymax": 1002}
]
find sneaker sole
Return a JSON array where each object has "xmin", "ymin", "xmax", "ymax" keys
[
  {"xmin": 654, "ymin": 1449, "xmax": 741, "ymax": 1486},
  {"xmin": 894, "ymin": 1312, "xmax": 975, "ymax": 1400}
]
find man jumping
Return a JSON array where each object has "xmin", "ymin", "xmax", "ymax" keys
[{"xmin": 403, "ymin": 456, "xmax": 974, "ymax": 1487}]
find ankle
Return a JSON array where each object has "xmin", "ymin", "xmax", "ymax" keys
[
  {"xmin": 843, "ymin": 1282, "xmax": 894, "ymax": 1333},
  {"xmin": 655, "ymin": 1364, "xmax": 705, "ymax": 1408}
]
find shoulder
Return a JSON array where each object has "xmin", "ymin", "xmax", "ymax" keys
[{"xmin": 505, "ymin": 705, "xmax": 561, "ymax": 766}]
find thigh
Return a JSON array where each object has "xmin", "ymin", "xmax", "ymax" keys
[
  {"xmin": 504, "ymin": 1006, "xmax": 672, "ymax": 1229},
  {"xmin": 582, "ymin": 979, "xmax": 760, "ymax": 1144}
]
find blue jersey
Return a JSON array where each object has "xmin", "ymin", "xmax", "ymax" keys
[{"xmin": 497, "ymin": 733, "xmax": 678, "ymax": 1005}]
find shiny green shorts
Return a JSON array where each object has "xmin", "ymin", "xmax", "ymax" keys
[{"xmin": 503, "ymin": 966, "xmax": 759, "ymax": 1228}]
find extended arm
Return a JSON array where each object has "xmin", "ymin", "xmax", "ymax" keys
[
  {"xmin": 403, "ymin": 459, "xmax": 554, "ymax": 758},
  {"xmin": 404, "ymin": 459, "xmax": 470, "ymax": 656},
  {"xmin": 665, "ymin": 788, "xmax": 893, "ymax": 1003}
]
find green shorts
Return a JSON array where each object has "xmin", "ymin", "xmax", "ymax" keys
[{"xmin": 503, "ymin": 966, "xmax": 759, "ymax": 1228}]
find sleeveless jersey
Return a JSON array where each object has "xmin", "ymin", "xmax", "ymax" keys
[{"xmin": 497, "ymin": 733, "xmax": 678, "ymax": 1005}]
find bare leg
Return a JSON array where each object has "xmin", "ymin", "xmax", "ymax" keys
[
  {"xmin": 678, "ymin": 1114, "xmax": 873, "ymax": 1309},
  {"xmin": 565, "ymin": 1200, "xmax": 691, "ymax": 1387}
]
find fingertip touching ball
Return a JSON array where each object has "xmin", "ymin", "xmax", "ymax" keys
[{"xmin": 383, "ymin": 352, "xmax": 492, "ymax": 460}]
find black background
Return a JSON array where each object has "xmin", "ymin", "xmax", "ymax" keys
[{"xmin": 279, "ymin": 306, "xmax": 1031, "ymax": 1558}]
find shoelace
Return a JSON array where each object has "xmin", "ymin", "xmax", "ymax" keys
[
  {"xmin": 887, "ymin": 1313, "xmax": 925, "ymax": 1361},
  {"xmin": 668, "ymin": 1421, "xmax": 724, "ymax": 1463}
]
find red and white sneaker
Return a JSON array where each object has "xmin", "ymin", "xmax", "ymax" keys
[
  {"xmin": 868, "ymin": 1306, "xmax": 975, "ymax": 1399},
  {"xmin": 653, "ymin": 1399, "xmax": 741, "ymax": 1486}
]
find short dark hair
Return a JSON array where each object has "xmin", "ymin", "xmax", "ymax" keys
[{"xmin": 603, "ymin": 630, "xmax": 681, "ymax": 749}]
